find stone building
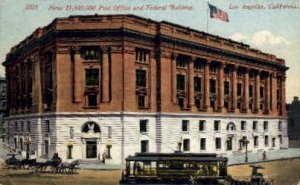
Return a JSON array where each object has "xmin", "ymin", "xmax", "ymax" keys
[
  {"xmin": 287, "ymin": 97, "xmax": 300, "ymax": 147},
  {"xmin": 3, "ymin": 15, "xmax": 288, "ymax": 164}
]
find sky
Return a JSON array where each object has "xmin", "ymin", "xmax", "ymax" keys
[{"xmin": 0, "ymin": 0, "xmax": 299, "ymax": 103}]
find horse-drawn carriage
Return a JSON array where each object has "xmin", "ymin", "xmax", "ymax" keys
[
  {"xmin": 4, "ymin": 153, "xmax": 80, "ymax": 175},
  {"xmin": 120, "ymin": 152, "xmax": 272, "ymax": 185}
]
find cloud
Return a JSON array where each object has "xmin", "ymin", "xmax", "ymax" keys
[
  {"xmin": 251, "ymin": 30, "xmax": 290, "ymax": 47},
  {"xmin": 230, "ymin": 32, "xmax": 247, "ymax": 42}
]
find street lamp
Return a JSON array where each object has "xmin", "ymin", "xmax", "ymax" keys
[
  {"xmin": 239, "ymin": 137, "xmax": 249, "ymax": 162},
  {"xmin": 106, "ymin": 140, "xmax": 112, "ymax": 159},
  {"xmin": 24, "ymin": 137, "xmax": 31, "ymax": 159},
  {"xmin": 177, "ymin": 137, "xmax": 182, "ymax": 152}
]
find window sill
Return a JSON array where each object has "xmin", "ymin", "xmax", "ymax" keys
[
  {"xmin": 137, "ymin": 106, "xmax": 150, "ymax": 110},
  {"xmin": 83, "ymin": 59, "xmax": 99, "ymax": 63},
  {"xmin": 83, "ymin": 106, "xmax": 99, "ymax": 109},
  {"xmin": 181, "ymin": 131, "xmax": 189, "ymax": 134},
  {"xmin": 140, "ymin": 132, "xmax": 148, "ymax": 135}
]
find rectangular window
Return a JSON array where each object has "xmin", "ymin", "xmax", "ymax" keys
[
  {"xmin": 27, "ymin": 121, "xmax": 31, "ymax": 132},
  {"xmin": 135, "ymin": 48, "xmax": 149, "ymax": 63},
  {"xmin": 137, "ymin": 95, "xmax": 145, "ymax": 108},
  {"xmin": 215, "ymin": 138, "xmax": 221, "ymax": 149},
  {"xmin": 70, "ymin": 127, "xmax": 74, "ymax": 139},
  {"xmin": 278, "ymin": 121, "xmax": 282, "ymax": 130},
  {"xmin": 183, "ymin": 139, "xmax": 190, "ymax": 151},
  {"xmin": 199, "ymin": 120, "xmax": 206, "ymax": 131},
  {"xmin": 45, "ymin": 120, "xmax": 50, "ymax": 133},
  {"xmin": 253, "ymin": 121, "xmax": 257, "ymax": 131},
  {"xmin": 85, "ymin": 69, "xmax": 99, "ymax": 86},
  {"xmin": 241, "ymin": 121, "xmax": 246, "ymax": 130},
  {"xmin": 140, "ymin": 120, "xmax": 148, "ymax": 133},
  {"xmin": 209, "ymin": 79, "xmax": 216, "ymax": 94},
  {"xmin": 249, "ymin": 85, "xmax": 253, "ymax": 97},
  {"xmin": 214, "ymin": 120, "xmax": 220, "ymax": 131},
  {"xmin": 265, "ymin": 135, "xmax": 269, "ymax": 146},
  {"xmin": 80, "ymin": 46, "xmax": 101, "ymax": 60},
  {"xmin": 182, "ymin": 120, "xmax": 189, "ymax": 132},
  {"xmin": 224, "ymin": 81, "xmax": 229, "ymax": 95},
  {"xmin": 20, "ymin": 138, "xmax": 23, "ymax": 150},
  {"xmin": 87, "ymin": 94, "xmax": 97, "ymax": 107},
  {"xmin": 254, "ymin": 136, "xmax": 259, "ymax": 147},
  {"xmin": 279, "ymin": 135, "xmax": 283, "ymax": 144},
  {"xmin": 141, "ymin": 140, "xmax": 149, "ymax": 153},
  {"xmin": 200, "ymin": 138, "xmax": 206, "ymax": 150},
  {"xmin": 20, "ymin": 122, "xmax": 24, "ymax": 132},
  {"xmin": 260, "ymin": 86, "xmax": 264, "ymax": 98},
  {"xmin": 178, "ymin": 98, "xmax": 184, "ymax": 108},
  {"xmin": 194, "ymin": 77, "xmax": 202, "ymax": 92},
  {"xmin": 176, "ymin": 55, "xmax": 188, "ymax": 68},
  {"xmin": 108, "ymin": 126, "xmax": 112, "ymax": 139},
  {"xmin": 263, "ymin": 121, "xmax": 268, "ymax": 131},
  {"xmin": 177, "ymin": 74, "xmax": 185, "ymax": 91},
  {"xmin": 14, "ymin": 138, "xmax": 17, "ymax": 149},
  {"xmin": 136, "ymin": 69, "xmax": 147, "ymax": 87},
  {"xmin": 237, "ymin": 83, "xmax": 242, "ymax": 96},
  {"xmin": 67, "ymin": 145, "xmax": 73, "ymax": 159},
  {"xmin": 44, "ymin": 140, "xmax": 49, "ymax": 156},
  {"xmin": 194, "ymin": 61, "xmax": 204, "ymax": 70},
  {"xmin": 272, "ymin": 138, "xmax": 276, "ymax": 147}
]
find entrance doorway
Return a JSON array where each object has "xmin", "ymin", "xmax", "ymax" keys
[{"xmin": 86, "ymin": 141, "xmax": 97, "ymax": 158}]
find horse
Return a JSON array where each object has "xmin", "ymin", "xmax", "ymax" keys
[
  {"xmin": 58, "ymin": 160, "xmax": 80, "ymax": 175},
  {"xmin": 19, "ymin": 159, "xmax": 36, "ymax": 170}
]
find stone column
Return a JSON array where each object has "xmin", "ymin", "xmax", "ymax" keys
[
  {"xmin": 265, "ymin": 73, "xmax": 271, "ymax": 113},
  {"xmin": 204, "ymin": 59, "xmax": 211, "ymax": 110},
  {"xmin": 271, "ymin": 72, "xmax": 277, "ymax": 114},
  {"xmin": 231, "ymin": 65, "xmax": 238, "ymax": 112},
  {"xmin": 281, "ymin": 75, "xmax": 287, "ymax": 116},
  {"xmin": 102, "ymin": 46, "xmax": 110, "ymax": 103},
  {"xmin": 218, "ymin": 62, "xmax": 225, "ymax": 112},
  {"xmin": 188, "ymin": 57, "xmax": 195, "ymax": 110},
  {"xmin": 243, "ymin": 68, "xmax": 249, "ymax": 112},
  {"xmin": 171, "ymin": 53, "xmax": 178, "ymax": 104},
  {"xmin": 254, "ymin": 70, "xmax": 261, "ymax": 113}
]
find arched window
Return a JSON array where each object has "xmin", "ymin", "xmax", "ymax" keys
[
  {"xmin": 82, "ymin": 121, "xmax": 100, "ymax": 133},
  {"xmin": 226, "ymin": 122, "xmax": 236, "ymax": 131}
]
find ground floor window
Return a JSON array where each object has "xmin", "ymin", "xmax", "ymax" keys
[
  {"xmin": 67, "ymin": 145, "xmax": 73, "ymax": 159},
  {"xmin": 264, "ymin": 136, "xmax": 269, "ymax": 146},
  {"xmin": 279, "ymin": 135, "xmax": 283, "ymax": 144},
  {"xmin": 215, "ymin": 138, "xmax": 221, "ymax": 150},
  {"xmin": 226, "ymin": 137, "xmax": 232, "ymax": 151},
  {"xmin": 141, "ymin": 140, "xmax": 149, "ymax": 153},
  {"xmin": 20, "ymin": 138, "xmax": 23, "ymax": 150},
  {"xmin": 14, "ymin": 138, "xmax": 17, "ymax": 150},
  {"xmin": 254, "ymin": 136, "xmax": 259, "ymax": 147},
  {"xmin": 200, "ymin": 138, "xmax": 206, "ymax": 150},
  {"xmin": 183, "ymin": 139, "xmax": 190, "ymax": 151},
  {"xmin": 272, "ymin": 138, "xmax": 276, "ymax": 147},
  {"xmin": 44, "ymin": 140, "xmax": 49, "ymax": 156}
]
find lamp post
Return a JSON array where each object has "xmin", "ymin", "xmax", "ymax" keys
[
  {"xmin": 24, "ymin": 137, "xmax": 31, "ymax": 159},
  {"xmin": 106, "ymin": 141, "xmax": 112, "ymax": 159},
  {"xmin": 177, "ymin": 137, "xmax": 182, "ymax": 152}
]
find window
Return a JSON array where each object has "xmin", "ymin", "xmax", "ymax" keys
[
  {"xmin": 44, "ymin": 140, "xmax": 49, "ymax": 156},
  {"xmin": 15, "ymin": 122, "xmax": 18, "ymax": 132},
  {"xmin": 137, "ymin": 95, "xmax": 145, "ymax": 108},
  {"xmin": 272, "ymin": 138, "xmax": 276, "ymax": 147},
  {"xmin": 210, "ymin": 65, "xmax": 218, "ymax": 74},
  {"xmin": 176, "ymin": 55, "xmax": 189, "ymax": 68},
  {"xmin": 278, "ymin": 121, "xmax": 282, "ymax": 130},
  {"xmin": 80, "ymin": 46, "xmax": 101, "ymax": 60},
  {"xmin": 141, "ymin": 140, "xmax": 149, "ymax": 153},
  {"xmin": 20, "ymin": 122, "xmax": 24, "ymax": 132},
  {"xmin": 215, "ymin": 138, "xmax": 221, "ymax": 149},
  {"xmin": 260, "ymin": 86, "xmax": 264, "ymax": 98},
  {"xmin": 194, "ymin": 61, "xmax": 204, "ymax": 70},
  {"xmin": 224, "ymin": 81, "xmax": 229, "ymax": 95},
  {"xmin": 241, "ymin": 121, "xmax": 246, "ymax": 131},
  {"xmin": 279, "ymin": 135, "xmax": 283, "ymax": 144},
  {"xmin": 45, "ymin": 120, "xmax": 50, "ymax": 133},
  {"xmin": 237, "ymin": 83, "xmax": 242, "ymax": 96},
  {"xmin": 209, "ymin": 79, "xmax": 216, "ymax": 94},
  {"xmin": 194, "ymin": 77, "xmax": 202, "ymax": 92},
  {"xmin": 70, "ymin": 127, "xmax": 74, "ymax": 139},
  {"xmin": 14, "ymin": 138, "xmax": 17, "ymax": 149},
  {"xmin": 27, "ymin": 121, "xmax": 31, "ymax": 132},
  {"xmin": 183, "ymin": 139, "xmax": 190, "ymax": 151},
  {"xmin": 87, "ymin": 94, "xmax": 97, "ymax": 107},
  {"xmin": 249, "ymin": 85, "xmax": 253, "ymax": 97},
  {"xmin": 253, "ymin": 121, "xmax": 257, "ymax": 131},
  {"xmin": 85, "ymin": 69, "xmax": 99, "ymax": 86},
  {"xmin": 263, "ymin": 121, "xmax": 268, "ymax": 131},
  {"xmin": 136, "ymin": 69, "xmax": 147, "ymax": 87},
  {"xmin": 199, "ymin": 120, "xmax": 206, "ymax": 131},
  {"xmin": 178, "ymin": 98, "xmax": 184, "ymax": 108},
  {"xmin": 177, "ymin": 74, "xmax": 185, "ymax": 91},
  {"xmin": 200, "ymin": 138, "xmax": 206, "ymax": 150},
  {"xmin": 214, "ymin": 120, "xmax": 220, "ymax": 131},
  {"xmin": 254, "ymin": 136, "xmax": 259, "ymax": 147},
  {"xmin": 20, "ymin": 138, "xmax": 23, "ymax": 150},
  {"xmin": 135, "ymin": 48, "xmax": 149, "ymax": 63},
  {"xmin": 264, "ymin": 135, "xmax": 269, "ymax": 146},
  {"xmin": 140, "ymin": 120, "xmax": 148, "ymax": 133},
  {"xmin": 182, "ymin": 120, "xmax": 189, "ymax": 132},
  {"xmin": 67, "ymin": 145, "xmax": 73, "ymax": 159},
  {"xmin": 108, "ymin": 126, "xmax": 112, "ymax": 138},
  {"xmin": 227, "ymin": 137, "xmax": 233, "ymax": 151}
]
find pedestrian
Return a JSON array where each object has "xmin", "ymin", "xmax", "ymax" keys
[{"xmin": 262, "ymin": 151, "xmax": 266, "ymax": 160}]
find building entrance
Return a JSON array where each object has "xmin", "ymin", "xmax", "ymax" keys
[{"xmin": 86, "ymin": 140, "xmax": 97, "ymax": 158}]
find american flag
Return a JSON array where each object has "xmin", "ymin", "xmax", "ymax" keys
[{"xmin": 208, "ymin": 3, "xmax": 229, "ymax": 22}]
